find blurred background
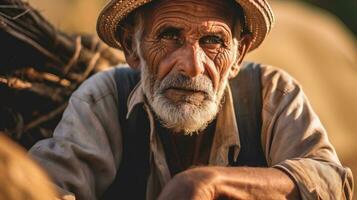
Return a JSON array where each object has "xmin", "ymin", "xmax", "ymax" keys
[{"xmin": 14, "ymin": 0, "xmax": 357, "ymax": 198}]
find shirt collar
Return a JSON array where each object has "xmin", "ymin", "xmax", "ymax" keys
[
  {"xmin": 209, "ymin": 84, "xmax": 240, "ymax": 165},
  {"xmin": 126, "ymin": 80, "xmax": 146, "ymax": 119}
]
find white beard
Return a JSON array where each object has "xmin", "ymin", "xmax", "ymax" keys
[{"xmin": 140, "ymin": 59, "xmax": 228, "ymax": 135}]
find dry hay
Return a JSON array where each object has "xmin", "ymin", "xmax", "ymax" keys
[{"xmin": 0, "ymin": 0, "xmax": 125, "ymax": 148}]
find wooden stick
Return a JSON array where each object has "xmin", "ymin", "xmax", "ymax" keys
[{"xmin": 24, "ymin": 103, "xmax": 68, "ymax": 132}]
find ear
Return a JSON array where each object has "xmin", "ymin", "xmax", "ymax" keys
[
  {"xmin": 117, "ymin": 28, "xmax": 141, "ymax": 69},
  {"xmin": 229, "ymin": 33, "xmax": 253, "ymax": 78},
  {"xmin": 237, "ymin": 33, "xmax": 253, "ymax": 65}
]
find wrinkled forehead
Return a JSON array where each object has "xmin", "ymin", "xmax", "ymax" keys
[{"xmin": 144, "ymin": 0, "xmax": 239, "ymax": 27}]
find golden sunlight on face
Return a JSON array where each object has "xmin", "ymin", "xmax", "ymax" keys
[{"xmin": 138, "ymin": 0, "xmax": 242, "ymax": 134}]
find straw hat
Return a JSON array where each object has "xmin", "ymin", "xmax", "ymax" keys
[{"xmin": 97, "ymin": 0, "xmax": 274, "ymax": 52}]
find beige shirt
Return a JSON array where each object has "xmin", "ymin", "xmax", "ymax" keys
[{"xmin": 29, "ymin": 64, "xmax": 353, "ymax": 200}]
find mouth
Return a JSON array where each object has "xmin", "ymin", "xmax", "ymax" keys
[
  {"xmin": 164, "ymin": 87, "xmax": 207, "ymax": 105},
  {"xmin": 167, "ymin": 87, "xmax": 206, "ymax": 93}
]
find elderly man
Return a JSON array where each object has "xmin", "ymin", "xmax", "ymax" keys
[{"xmin": 29, "ymin": 0, "xmax": 353, "ymax": 199}]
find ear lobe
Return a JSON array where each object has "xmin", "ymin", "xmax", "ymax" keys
[
  {"xmin": 237, "ymin": 33, "xmax": 253, "ymax": 65},
  {"xmin": 229, "ymin": 63, "xmax": 240, "ymax": 79},
  {"xmin": 125, "ymin": 51, "xmax": 141, "ymax": 70}
]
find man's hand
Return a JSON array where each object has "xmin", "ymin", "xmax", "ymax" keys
[
  {"xmin": 158, "ymin": 167, "xmax": 300, "ymax": 200},
  {"xmin": 157, "ymin": 167, "xmax": 218, "ymax": 200}
]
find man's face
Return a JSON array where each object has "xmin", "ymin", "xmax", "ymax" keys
[{"xmin": 135, "ymin": 0, "xmax": 241, "ymax": 134}]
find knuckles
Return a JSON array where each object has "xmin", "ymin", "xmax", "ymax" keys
[{"xmin": 159, "ymin": 167, "xmax": 219, "ymax": 199}]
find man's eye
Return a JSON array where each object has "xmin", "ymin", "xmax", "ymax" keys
[
  {"xmin": 159, "ymin": 28, "xmax": 181, "ymax": 41},
  {"xmin": 200, "ymin": 35, "xmax": 224, "ymax": 45}
]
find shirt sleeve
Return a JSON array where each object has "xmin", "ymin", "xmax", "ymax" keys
[
  {"xmin": 260, "ymin": 66, "xmax": 354, "ymax": 200},
  {"xmin": 29, "ymin": 69, "xmax": 122, "ymax": 200}
]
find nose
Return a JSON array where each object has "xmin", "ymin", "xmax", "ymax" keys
[{"xmin": 176, "ymin": 43, "xmax": 205, "ymax": 78}]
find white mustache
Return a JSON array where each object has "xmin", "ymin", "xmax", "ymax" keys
[{"xmin": 156, "ymin": 73, "xmax": 215, "ymax": 98}]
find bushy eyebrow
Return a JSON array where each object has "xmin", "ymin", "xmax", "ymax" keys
[
  {"xmin": 152, "ymin": 20, "xmax": 232, "ymax": 41},
  {"xmin": 200, "ymin": 25, "xmax": 232, "ymax": 40},
  {"xmin": 153, "ymin": 22, "xmax": 185, "ymax": 35},
  {"xmin": 158, "ymin": 26, "xmax": 183, "ymax": 35}
]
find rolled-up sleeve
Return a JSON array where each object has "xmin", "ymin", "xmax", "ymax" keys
[
  {"xmin": 260, "ymin": 66, "xmax": 354, "ymax": 200},
  {"xmin": 29, "ymin": 69, "xmax": 122, "ymax": 200}
]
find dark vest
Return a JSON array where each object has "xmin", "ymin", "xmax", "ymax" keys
[{"xmin": 102, "ymin": 62, "xmax": 267, "ymax": 200}]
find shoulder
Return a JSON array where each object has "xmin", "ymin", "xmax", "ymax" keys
[
  {"xmin": 256, "ymin": 64, "xmax": 304, "ymax": 114},
  {"xmin": 259, "ymin": 64, "xmax": 299, "ymax": 95},
  {"xmin": 71, "ymin": 64, "xmax": 130, "ymax": 104}
]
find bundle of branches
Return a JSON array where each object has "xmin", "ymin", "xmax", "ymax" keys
[{"xmin": 0, "ymin": 0, "xmax": 125, "ymax": 148}]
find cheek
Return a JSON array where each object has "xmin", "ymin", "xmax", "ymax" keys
[
  {"xmin": 142, "ymin": 39, "xmax": 183, "ymax": 81},
  {"xmin": 142, "ymin": 39, "xmax": 167, "ymax": 75},
  {"xmin": 211, "ymin": 49, "xmax": 236, "ymax": 82}
]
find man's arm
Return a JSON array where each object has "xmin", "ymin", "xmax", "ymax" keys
[
  {"xmin": 259, "ymin": 66, "xmax": 353, "ymax": 199},
  {"xmin": 159, "ymin": 66, "xmax": 353, "ymax": 200},
  {"xmin": 158, "ymin": 166, "xmax": 299, "ymax": 200},
  {"xmin": 29, "ymin": 69, "xmax": 122, "ymax": 200}
]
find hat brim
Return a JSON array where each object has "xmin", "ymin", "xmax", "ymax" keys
[{"xmin": 97, "ymin": 0, "xmax": 274, "ymax": 52}]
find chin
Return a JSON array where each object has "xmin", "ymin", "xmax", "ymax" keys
[{"xmin": 151, "ymin": 95, "xmax": 219, "ymax": 135}]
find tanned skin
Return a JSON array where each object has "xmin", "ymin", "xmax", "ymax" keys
[{"xmin": 120, "ymin": 0, "xmax": 301, "ymax": 199}]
